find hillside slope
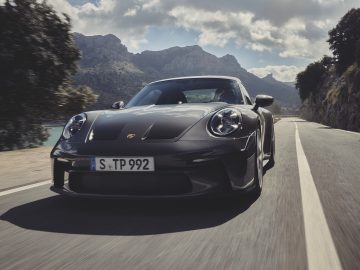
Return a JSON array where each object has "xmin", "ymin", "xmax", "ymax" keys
[{"xmin": 300, "ymin": 64, "xmax": 360, "ymax": 131}]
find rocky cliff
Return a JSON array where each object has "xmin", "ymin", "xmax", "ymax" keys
[{"xmin": 300, "ymin": 64, "xmax": 360, "ymax": 131}]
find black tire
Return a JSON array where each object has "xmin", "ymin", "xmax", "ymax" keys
[
  {"xmin": 268, "ymin": 131, "xmax": 275, "ymax": 168},
  {"xmin": 53, "ymin": 159, "xmax": 65, "ymax": 188},
  {"xmin": 251, "ymin": 127, "xmax": 264, "ymax": 196}
]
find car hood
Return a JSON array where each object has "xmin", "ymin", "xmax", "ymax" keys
[{"xmin": 87, "ymin": 103, "xmax": 227, "ymax": 142}]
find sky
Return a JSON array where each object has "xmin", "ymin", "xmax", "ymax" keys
[{"xmin": 45, "ymin": 0, "xmax": 360, "ymax": 82}]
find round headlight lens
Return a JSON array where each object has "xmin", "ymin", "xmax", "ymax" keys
[
  {"xmin": 209, "ymin": 108, "xmax": 242, "ymax": 136},
  {"xmin": 62, "ymin": 113, "xmax": 87, "ymax": 139}
]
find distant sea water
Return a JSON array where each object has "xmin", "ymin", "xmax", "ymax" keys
[{"xmin": 44, "ymin": 126, "xmax": 64, "ymax": 146}]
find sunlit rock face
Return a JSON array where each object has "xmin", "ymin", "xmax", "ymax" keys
[{"xmin": 300, "ymin": 65, "xmax": 360, "ymax": 132}]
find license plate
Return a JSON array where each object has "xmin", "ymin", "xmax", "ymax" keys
[{"xmin": 91, "ymin": 157, "xmax": 155, "ymax": 172}]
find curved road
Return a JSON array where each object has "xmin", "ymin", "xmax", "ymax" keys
[{"xmin": 0, "ymin": 118, "xmax": 359, "ymax": 270}]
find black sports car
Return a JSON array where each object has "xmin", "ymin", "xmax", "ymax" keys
[{"xmin": 50, "ymin": 76, "xmax": 275, "ymax": 198}]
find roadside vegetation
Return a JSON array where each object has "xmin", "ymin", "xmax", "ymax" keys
[
  {"xmin": 296, "ymin": 8, "xmax": 360, "ymax": 132},
  {"xmin": 0, "ymin": 0, "xmax": 97, "ymax": 150}
]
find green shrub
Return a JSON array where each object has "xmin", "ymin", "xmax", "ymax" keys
[{"xmin": 296, "ymin": 61, "xmax": 326, "ymax": 101}]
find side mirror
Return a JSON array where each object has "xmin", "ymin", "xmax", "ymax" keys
[
  {"xmin": 253, "ymin": 95, "xmax": 274, "ymax": 111},
  {"xmin": 111, "ymin": 101, "xmax": 125, "ymax": 110}
]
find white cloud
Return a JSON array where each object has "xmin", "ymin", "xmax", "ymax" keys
[
  {"xmin": 124, "ymin": 8, "xmax": 138, "ymax": 17},
  {"xmin": 170, "ymin": 7, "xmax": 250, "ymax": 47},
  {"xmin": 142, "ymin": 0, "xmax": 161, "ymax": 10},
  {"xmin": 198, "ymin": 31, "xmax": 237, "ymax": 47},
  {"xmin": 46, "ymin": 0, "xmax": 164, "ymax": 50},
  {"xmin": 313, "ymin": 0, "xmax": 344, "ymax": 5},
  {"xmin": 43, "ymin": 0, "xmax": 359, "ymax": 60},
  {"xmin": 313, "ymin": 19, "xmax": 333, "ymax": 29},
  {"xmin": 249, "ymin": 65, "xmax": 306, "ymax": 82},
  {"xmin": 169, "ymin": 6, "xmax": 331, "ymax": 59},
  {"xmin": 170, "ymin": 7, "xmax": 279, "ymax": 53}
]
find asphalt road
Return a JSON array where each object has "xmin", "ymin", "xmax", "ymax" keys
[{"xmin": 0, "ymin": 118, "xmax": 359, "ymax": 270}]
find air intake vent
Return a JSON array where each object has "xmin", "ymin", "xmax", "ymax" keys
[
  {"xmin": 91, "ymin": 120, "xmax": 126, "ymax": 141},
  {"xmin": 145, "ymin": 122, "xmax": 189, "ymax": 140}
]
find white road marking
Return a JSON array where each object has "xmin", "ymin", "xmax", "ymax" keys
[
  {"xmin": 0, "ymin": 180, "xmax": 51, "ymax": 197},
  {"xmin": 295, "ymin": 118, "xmax": 359, "ymax": 136},
  {"xmin": 295, "ymin": 123, "xmax": 342, "ymax": 270}
]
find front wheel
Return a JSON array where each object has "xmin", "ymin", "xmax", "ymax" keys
[
  {"xmin": 251, "ymin": 127, "xmax": 264, "ymax": 196},
  {"xmin": 268, "ymin": 132, "xmax": 275, "ymax": 168}
]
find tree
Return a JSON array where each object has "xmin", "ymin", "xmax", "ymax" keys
[
  {"xmin": 356, "ymin": 40, "xmax": 360, "ymax": 66},
  {"xmin": 268, "ymin": 102, "xmax": 282, "ymax": 115},
  {"xmin": 0, "ymin": 0, "xmax": 96, "ymax": 150},
  {"xmin": 320, "ymin": 55, "xmax": 334, "ymax": 71},
  {"xmin": 328, "ymin": 8, "xmax": 360, "ymax": 74},
  {"xmin": 60, "ymin": 85, "xmax": 98, "ymax": 116},
  {"xmin": 296, "ymin": 61, "xmax": 326, "ymax": 101}
]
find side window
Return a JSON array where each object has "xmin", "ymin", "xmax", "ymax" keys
[
  {"xmin": 229, "ymin": 81, "xmax": 244, "ymax": 104},
  {"xmin": 137, "ymin": 89, "xmax": 162, "ymax": 105},
  {"xmin": 245, "ymin": 96, "xmax": 252, "ymax": 105},
  {"xmin": 238, "ymin": 82, "xmax": 251, "ymax": 104}
]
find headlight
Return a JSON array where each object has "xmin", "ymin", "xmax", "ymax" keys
[
  {"xmin": 62, "ymin": 113, "xmax": 87, "ymax": 139},
  {"xmin": 209, "ymin": 108, "xmax": 242, "ymax": 136}
]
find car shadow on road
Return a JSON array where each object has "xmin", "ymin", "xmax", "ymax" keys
[{"xmin": 1, "ymin": 194, "xmax": 258, "ymax": 236}]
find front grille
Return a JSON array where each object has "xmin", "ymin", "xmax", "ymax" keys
[{"xmin": 68, "ymin": 171, "xmax": 192, "ymax": 195}]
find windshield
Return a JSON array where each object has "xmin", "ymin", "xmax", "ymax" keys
[{"xmin": 126, "ymin": 78, "xmax": 244, "ymax": 107}]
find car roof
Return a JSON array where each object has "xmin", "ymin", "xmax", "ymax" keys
[{"xmin": 149, "ymin": 75, "xmax": 241, "ymax": 84}]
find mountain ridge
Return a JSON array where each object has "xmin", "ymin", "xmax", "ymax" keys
[{"xmin": 72, "ymin": 33, "xmax": 300, "ymax": 109}]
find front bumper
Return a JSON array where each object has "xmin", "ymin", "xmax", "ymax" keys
[{"xmin": 50, "ymin": 132, "xmax": 256, "ymax": 198}]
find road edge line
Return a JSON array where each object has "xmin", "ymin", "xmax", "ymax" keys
[
  {"xmin": 0, "ymin": 180, "xmax": 52, "ymax": 197},
  {"xmin": 295, "ymin": 123, "xmax": 342, "ymax": 270}
]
